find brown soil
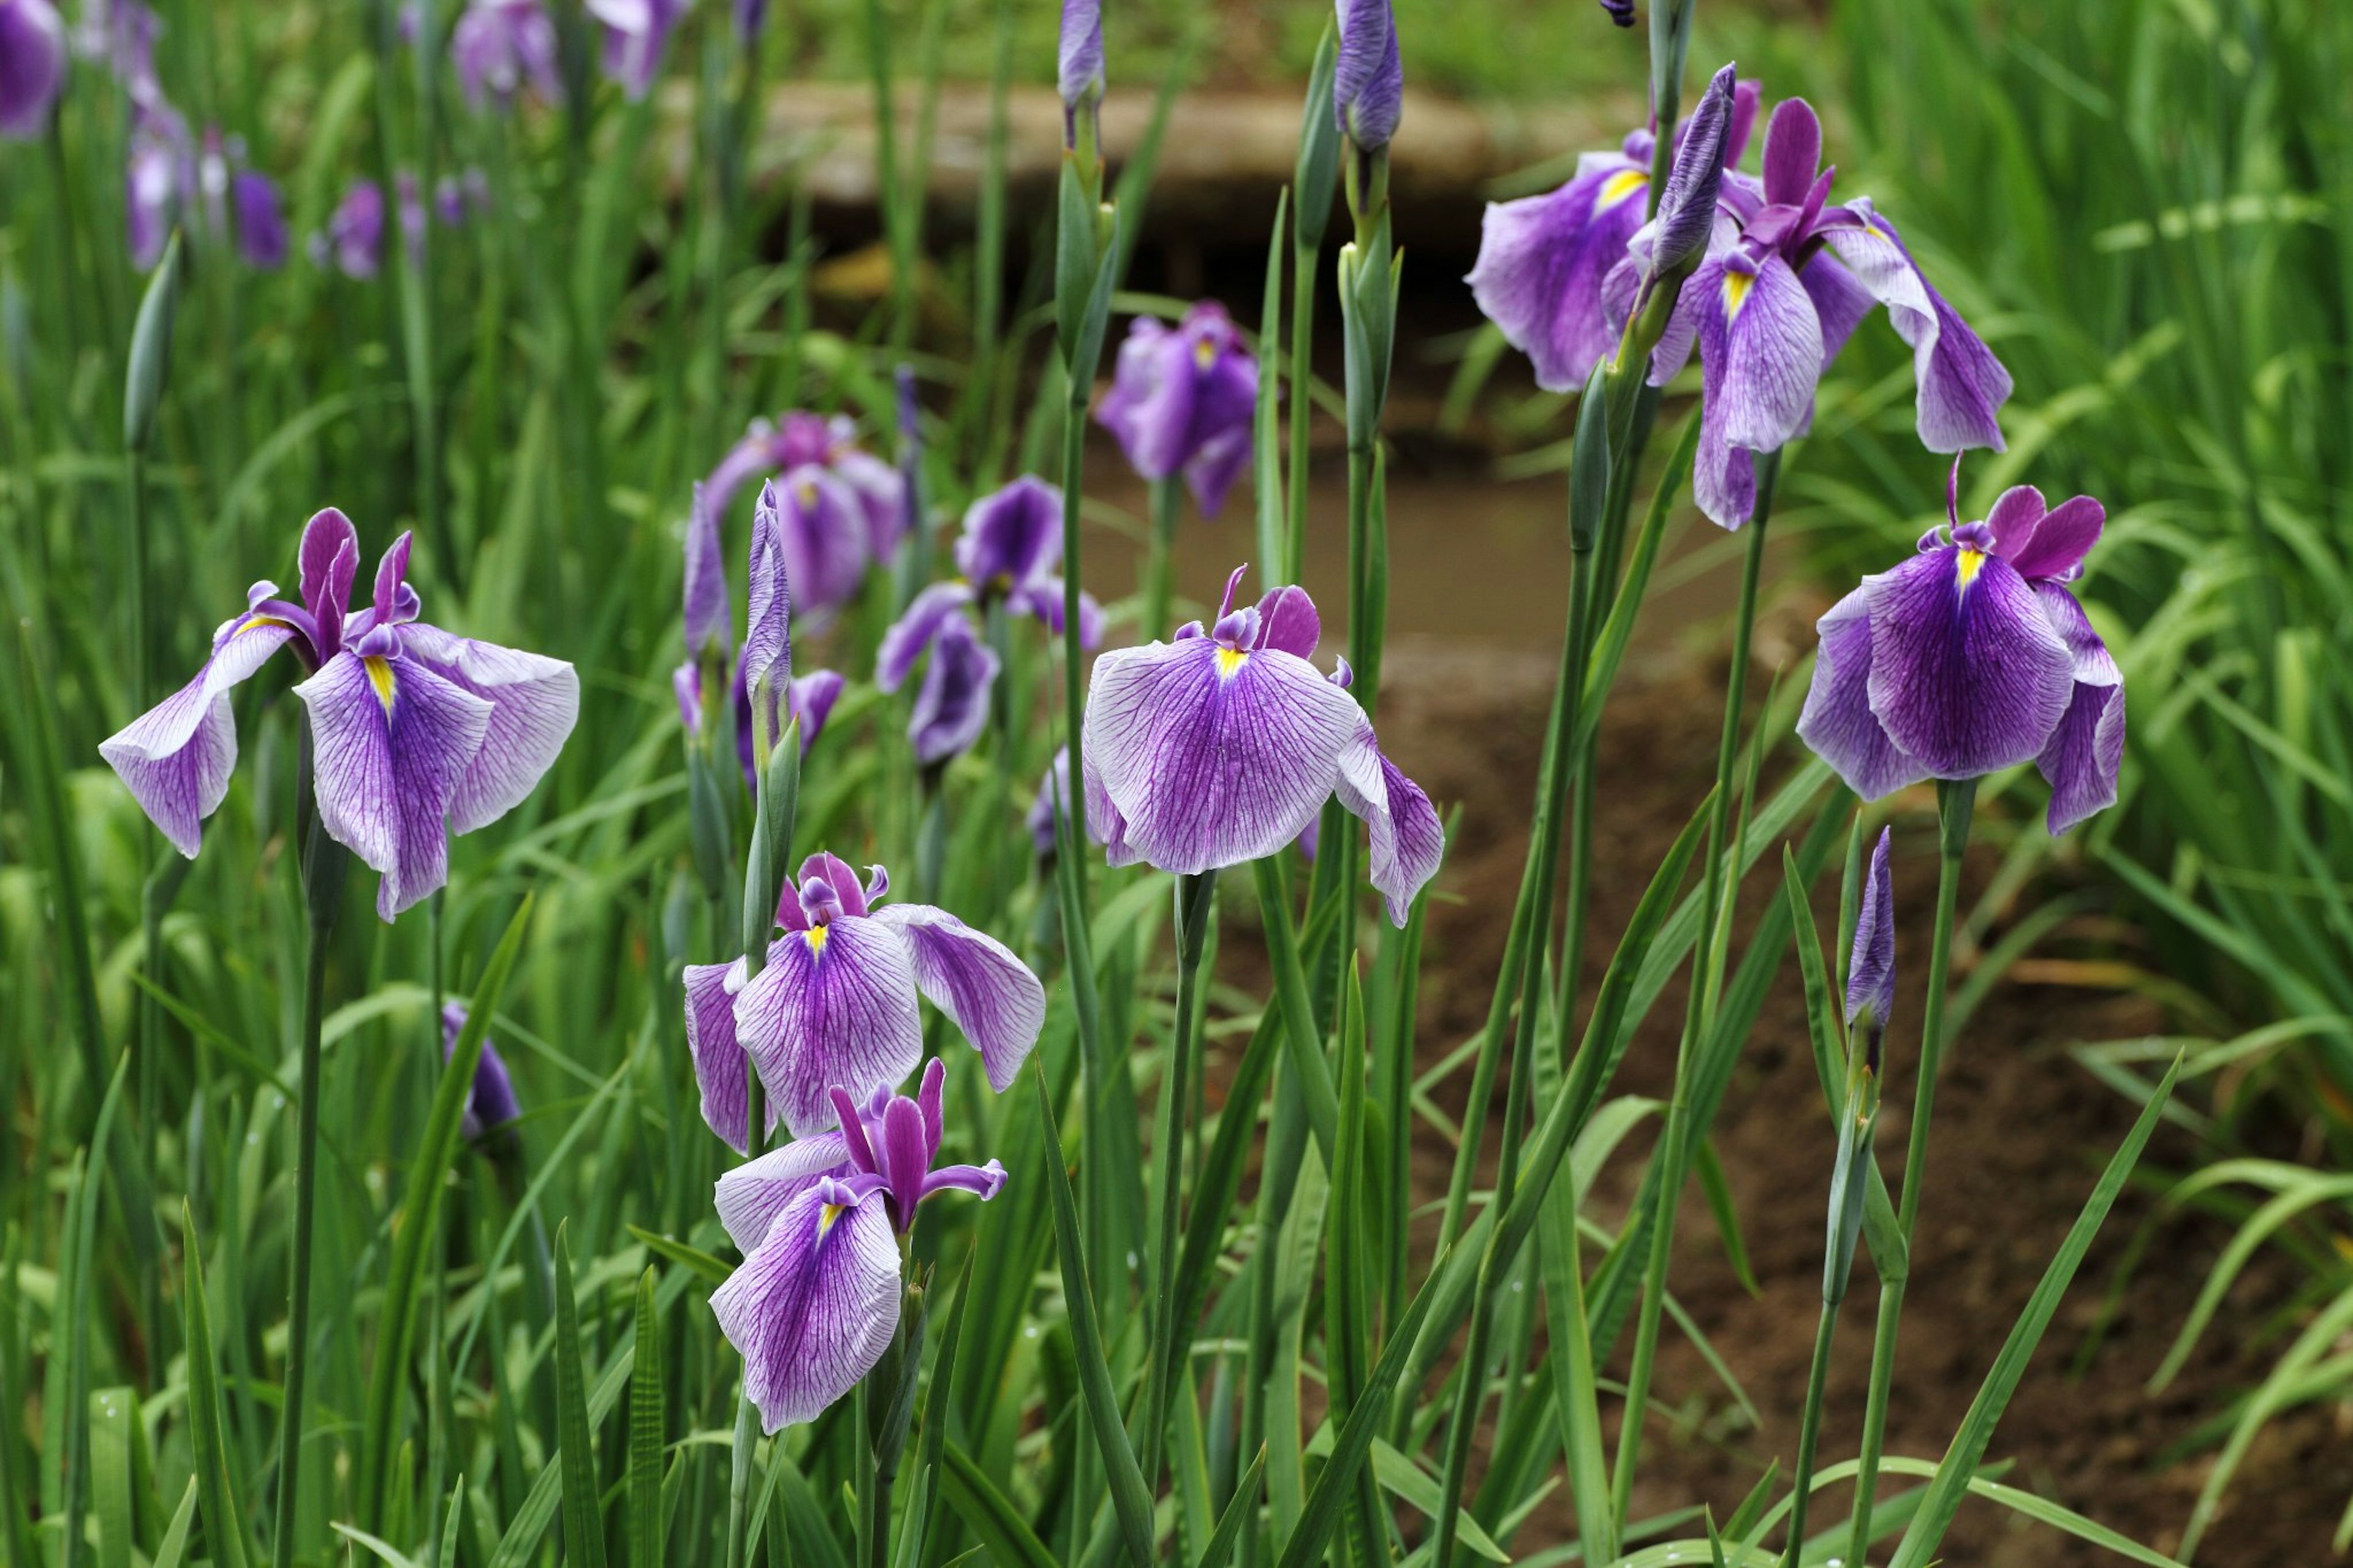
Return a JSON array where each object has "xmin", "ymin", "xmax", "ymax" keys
[{"xmin": 1335, "ymin": 629, "xmax": 2351, "ymax": 1567}]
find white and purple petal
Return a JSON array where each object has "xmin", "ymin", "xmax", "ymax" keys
[
  {"xmin": 1467, "ymin": 153, "xmax": 1651, "ymax": 393},
  {"xmin": 1862, "ymin": 545, "xmax": 2072, "ymax": 779},
  {"xmin": 774, "ymin": 464, "xmax": 871, "ymax": 619},
  {"xmin": 1795, "ymin": 583, "xmax": 1930, "ymax": 802},
  {"xmin": 710, "ymin": 1184, "xmax": 901, "ymax": 1432},
  {"xmin": 685, "ymin": 957, "xmax": 781, "ymax": 1154},
  {"xmin": 1333, "ymin": 718, "xmax": 1445, "ymax": 927},
  {"xmin": 732, "ymin": 916, "xmax": 925, "ymax": 1137},
  {"xmin": 398, "ymin": 623, "xmax": 579, "ymax": 836},
  {"xmin": 869, "ymin": 903, "xmax": 1047, "ymax": 1091},
  {"xmin": 99, "ymin": 615, "xmax": 298, "ymax": 857},
  {"xmin": 1713, "ymin": 251, "xmax": 1824, "ymax": 457},
  {"xmin": 712, "ymin": 1129, "xmax": 854, "ymax": 1252},
  {"xmin": 1823, "ymin": 200, "xmax": 2012, "ymax": 453},
  {"xmin": 876, "ymin": 580, "xmax": 975, "ymax": 693},
  {"xmin": 907, "ymin": 616, "xmax": 999, "ymax": 766}
]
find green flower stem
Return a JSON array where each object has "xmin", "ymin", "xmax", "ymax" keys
[
  {"xmin": 1612, "ymin": 453, "xmax": 1778, "ymax": 1531},
  {"xmin": 1781, "ymin": 1301, "xmax": 1841, "ymax": 1568},
  {"xmin": 1142, "ymin": 871, "xmax": 1216, "ymax": 1488},
  {"xmin": 1283, "ymin": 243, "xmax": 1318, "ymax": 583},
  {"xmin": 1846, "ymin": 776, "xmax": 1976, "ymax": 1568},
  {"xmin": 1143, "ymin": 474, "xmax": 1181, "ymax": 646}
]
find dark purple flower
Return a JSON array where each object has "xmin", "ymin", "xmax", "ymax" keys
[
  {"xmin": 1797, "ymin": 473, "xmax": 2121, "ymax": 835},
  {"xmin": 710, "ymin": 1057, "xmax": 1004, "ymax": 1430},
  {"xmin": 100, "ymin": 509, "xmax": 578, "ymax": 918},
  {"xmin": 1096, "ymin": 302, "xmax": 1258, "ymax": 517},
  {"xmin": 1598, "ymin": 0, "xmax": 1635, "ymax": 26},
  {"xmin": 1058, "ymin": 0, "xmax": 1103, "ymax": 146},
  {"xmin": 1083, "ymin": 567, "xmax": 1442, "ymax": 925},
  {"xmin": 442, "ymin": 1002, "xmax": 521, "ymax": 1141},
  {"xmin": 231, "ymin": 170, "xmax": 288, "ymax": 268},
  {"xmin": 451, "ymin": 0, "xmax": 561, "ymax": 108},
  {"xmin": 1845, "ymin": 827, "xmax": 1894, "ymax": 1036},
  {"xmin": 312, "ymin": 179, "xmax": 385, "ymax": 279},
  {"xmin": 1333, "ymin": 0, "xmax": 1402, "ymax": 151},
  {"xmin": 906, "ymin": 616, "xmax": 998, "ymax": 767},
  {"xmin": 1469, "ymin": 80, "xmax": 1760, "ymax": 392},
  {"xmin": 586, "ymin": 0, "xmax": 683, "ymax": 100},
  {"xmin": 683, "ymin": 855, "xmax": 1045, "ymax": 1147},
  {"xmin": 0, "ymin": 0, "xmax": 67, "ymax": 139},
  {"xmin": 683, "ymin": 481, "xmax": 730, "ymax": 664}
]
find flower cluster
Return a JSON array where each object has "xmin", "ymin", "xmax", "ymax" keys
[{"xmin": 704, "ymin": 412, "xmax": 907, "ymax": 621}]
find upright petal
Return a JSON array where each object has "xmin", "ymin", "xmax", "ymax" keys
[
  {"xmin": 99, "ymin": 616, "xmax": 297, "ymax": 857},
  {"xmin": 710, "ymin": 1186, "xmax": 901, "ymax": 1431},
  {"xmin": 295, "ymin": 650, "xmax": 496, "ymax": 920},
  {"xmin": 907, "ymin": 617, "xmax": 999, "ymax": 766},
  {"xmin": 399, "ymin": 624, "xmax": 580, "ymax": 836},
  {"xmin": 788, "ymin": 670, "xmax": 846, "ymax": 751},
  {"xmin": 1467, "ymin": 157, "xmax": 1650, "ymax": 392},
  {"xmin": 1824, "ymin": 200, "xmax": 2011, "ymax": 452},
  {"xmin": 1795, "ymin": 584, "xmax": 1928, "ymax": 801},
  {"xmin": 1863, "ymin": 544, "xmax": 2073, "ymax": 779},
  {"xmin": 732, "ymin": 917, "xmax": 925, "ymax": 1137},
  {"xmin": 869, "ymin": 904, "xmax": 1047, "ymax": 1091},
  {"xmin": 831, "ymin": 449, "xmax": 907, "ymax": 562},
  {"xmin": 1085, "ymin": 637, "xmax": 1362, "ymax": 876},
  {"xmin": 2033, "ymin": 585, "xmax": 2124, "ymax": 835},
  {"xmin": 299, "ymin": 506, "xmax": 362, "ymax": 657},
  {"xmin": 1988, "ymin": 490, "xmax": 2104, "ymax": 585},
  {"xmin": 1333, "ymin": 719, "xmax": 1445, "ymax": 926},
  {"xmin": 1333, "ymin": 0, "xmax": 1403, "ymax": 150},
  {"xmin": 712, "ymin": 1129, "xmax": 854, "ymax": 1252},
  {"xmin": 1254, "ymin": 585, "xmax": 1322, "ymax": 660},
  {"xmin": 1647, "ymin": 63, "xmax": 1737, "ymax": 277},
  {"xmin": 741, "ymin": 485, "xmax": 792, "ymax": 724},
  {"xmin": 683, "ymin": 481, "xmax": 730, "ymax": 662},
  {"xmin": 1844, "ymin": 827, "xmax": 1895, "ymax": 1029},
  {"xmin": 1759, "ymin": 97, "xmax": 1822, "ymax": 209}
]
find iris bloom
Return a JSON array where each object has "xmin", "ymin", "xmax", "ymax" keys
[
  {"xmin": 711, "ymin": 1058, "xmax": 1004, "ymax": 1430},
  {"xmin": 1096, "ymin": 301, "xmax": 1258, "ymax": 517},
  {"xmin": 682, "ymin": 854, "xmax": 1046, "ymax": 1148},
  {"xmin": 230, "ymin": 167, "xmax": 289, "ymax": 268},
  {"xmin": 672, "ymin": 485, "xmax": 844, "ymax": 772},
  {"xmin": 1333, "ymin": 0, "xmax": 1402, "ymax": 151},
  {"xmin": 99, "ymin": 508, "xmax": 580, "ymax": 918},
  {"xmin": 1058, "ymin": 0, "xmax": 1102, "ymax": 148},
  {"xmin": 586, "ymin": 0, "xmax": 683, "ymax": 100},
  {"xmin": 1469, "ymin": 77, "xmax": 1760, "ymax": 389},
  {"xmin": 441, "ymin": 1002, "xmax": 521, "ymax": 1146},
  {"xmin": 0, "ymin": 0, "xmax": 67, "ymax": 140},
  {"xmin": 1083, "ymin": 567, "xmax": 1442, "ymax": 925},
  {"xmin": 704, "ymin": 412, "xmax": 905, "ymax": 618},
  {"xmin": 879, "ymin": 475, "xmax": 1102, "ymax": 765},
  {"xmin": 450, "ymin": 0, "xmax": 561, "ymax": 109},
  {"xmin": 313, "ymin": 179, "xmax": 385, "ymax": 279},
  {"xmin": 1796, "ymin": 473, "xmax": 2122, "ymax": 835}
]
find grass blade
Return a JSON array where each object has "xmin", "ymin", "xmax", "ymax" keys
[
  {"xmin": 181, "ymin": 1204, "xmax": 254, "ymax": 1568},
  {"xmin": 628, "ymin": 1270, "xmax": 664, "ymax": 1568},
  {"xmin": 554, "ymin": 1221, "xmax": 610, "ymax": 1568},
  {"xmin": 939, "ymin": 1443, "xmax": 1061, "ymax": 1568}
]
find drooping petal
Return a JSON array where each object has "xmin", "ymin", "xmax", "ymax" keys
[
  {"xmin": 712, "ymin": 1129, "xmax": 854, "ymax": 1252},
  {"xmin": 1824, "ymin": 200, "xmax": 2011, "ymax": 453},
  {"xmin": 1084, "ymin": 635, "xmax": 1363, "ymax": 876},
  {"xmin": 1844, "ymin": 827, "xmax": 1895, "ymax": 1029},
  {"xmin": 1468, "ymin": 155, "xmax": 1651, "ymax": 392},
  {"xmin": 868, "ymin": 904, "xmax": 1047, "ymax": 1092},
  {"xmin": 1333, "ymin": 718, "xmax": 1445, "ymax": 926},
  {"xmin": 1987, "ymin": 489, "xmax": 2105, "ymax": 584},
  {"xmin": 1080, "ymin": 742, "xmax": 1139, "ymax": 867},
  {"xmin": 99, "ymin": 616, "xmax": 298, "ymax": 857},
  {"xmin": 1006, "ymin": 577, "xmax": 1102, "ymax": 648},
  {"xmin": 1096, "ymin": 320, "xmax": 1194, "ymax": 484},
  {"xmin": 876, "ymin": 581, "xmax": 975, "ymax": 693},
  {"xmin": 732, "ymin": 915, "xmax": 925, "ymax": 1137},
  {"xmin": 907, "ymin": 616, "xmax": 999, "ymax": 766},
  {"xmin": 398, "ymin": 624, "xmax": 580, "ymax": 836},
  {"xmin": 1862, "ymin": 544, "xmax": 2074, "ymax": 779},
  {"xmin": 710, "ymin": 1185, "xmax": 901, "ymax": 1432},
  {"xmin": 2033, "ymin": 584, "xmax": 2124, "ymax": 835},
  {"xmin": 684, "ymin": 958, "xmax": 782, "ymax": 1154},
  {"xmin": 1795, "ymin": 584, "xmax": 1929, "ymax": 802},
  {"xmin": 294, "ymin": 649, "xmax": 496, "ymax": 920},
  {"xmin": 832, "ymin": 450, "xmax": 908, "ymax": 562},
  {"xmin": 1713, "ymin": 251, "xmax": 1824, "ymax": 455},
  {"xmin": 953, "ymin": 475, "xmax": 1063, "ymax": 591},
  {"xmin": 1184, "ymin": 424, "xmax": 1254, "ymax": 520}
]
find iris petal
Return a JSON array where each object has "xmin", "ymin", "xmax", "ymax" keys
[
  {"xmin": 710, "ymin": 1186, "xmax": 901, "ymax": 1432},
  {"xmin": 732, "ymin": 916, "xmax": 925, "ymax": 1137},
  {"xmin": 100, "ymin": 618, "xmax": 299, "ymax": 858},
  {"xmin": 1795, "ymin": 584, "xmax": 1930, "ymax": 801},
  {"xmin": 2032, "ymin": 584, "xmax": 2125, "ymax": 835},
  {"xmin": 398, "ymin": 624, "xmax": 580, "ymax": 836},
  {"xmin": 1863, "ymin": 545, "xmax": 2073, "ymax": 778},
  {"xmin": 870, "ymin": 903, "xmax": 1047, "ymax": 1091}
]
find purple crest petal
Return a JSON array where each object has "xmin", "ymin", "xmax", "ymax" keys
[
  {"xmin": 773, "ymin": 465, "xmax": 872, "ymax": 619},
  {"xmin": 953, "ymin": 475, "xmax": 1063, "ymax": 590},
  {"xmin": 876, "ymin": 580, "xmax": 976, "ymax": 694},
  {"xmin": 732, "ymin": 917, "xmax": 925, "ymax": 1138},
  {"xmin": 295, "ymin": 648, "xmax": 497, "ymax": 920},
  {"xmin": 684, "ymin": 958, "xmax": 780, "ymax": 1154},
  {"xmin": 99, "ymin": 615, "xmax": 298, "ymax": 857},
  {"xmin": 869, "ymin": 903, "xmax": 1048, "ymax": 1093},
  {"xmin": 1467, "ymin": 153, "xmax": 1650, "ymax": 393},
  {"xmin": 1988, "ymin": 489, "xmax": 2104, "ymax": 584},
  {"xmin": 299, "ymin": 506, "xmax": 361, "ymax": 654},
  {"xmin": 0, "ymin": 0, "xmax": 67, "ymax": 139},
  {"xmin": 879, "ymin": 1096, "xmax": 930, "ymax": 1225},
  {"xmin": 1333, "ymin": 0, "xmax": 1403, "ymax": 150},
  {"xmin": 1334, "ymin": 719, "xmax": 1445, "ymax": 926},
  {"xmin": 1083, "ymin": 635, "xmax": 1363, "ymax": 876},
  {"xmin": 1863, "ymin": 544, "xmax": 2074, "ymax": 779},
  {"xmin": 1795, "ymin": 584, "xmax": 1929, "ymax": 802},
  {"xmin": 397, "ymin": 623, "xmax": 580, "ymax": 836},
  {"xmin": 2033, "ymin": 584, "xmax": 2124, "ymax": 835},
  {"xmin": 1798, "ymin": 252, "xmax": 1874, "ymax": 369},
  {"xmin": 683, "ymin": 481, "xmax": 730, "ymax": 662},
  {"xmin": 1760, "ymin": 98, "xmax": 1821, "ymax": 210},
  {"xmin": 907, "ymin": 616, "xmax": 999, "ymax": 765},
  {"xmin": 1845, "ymin": 827, "xmax": 1895, "ymax": 1027},
  {"xmin": 231, "ymin": 171, "xmax": 289, "ymax": 269},
  {"xmin": 712, "ymin": 1129, "xmax": 854, "ymax": 1252},
  {"xmin": 1824, "ymin": 200, "xmax": 2012, "ymax": 452},
  {"xmin": 710, "ymin": 1184, "xmax": 901, "ymax": 1431}
]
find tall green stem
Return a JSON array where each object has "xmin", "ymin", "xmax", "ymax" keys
[
  {"xmin": 1845, "ymin": 776, "xmax": 1974, "ymax": 1567},
  {"xmin": 1143, "ymin": 475, "xmax": 1181, "ymax": 645},
  {"xmin": 1142, "ymin": 872, "xmax": 1216, "ymax": 1487},
  {"xmin": 1283, "ymin": 246, "xmax": 1317, "ymax": 583},
  {"xmin": 1781, "ymin": 1302, "xmax": 1840, "ymax": 1568}
]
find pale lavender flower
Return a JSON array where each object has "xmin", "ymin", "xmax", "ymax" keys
[
  {"xmin": 681, "ymin": 854, "xmax": 1046, "ymax": 1146},
  {"xmin": 710, "ymin": 1058, "xmax": 1004, "ymax": 1430},
  {"xmin": 124, "ymin": 106, "xmax": 186, "ymax": 270},
  {"xmin": 0, "ymin": 0, "xmax": 68, "ymax": 139},
  {"xmin": 434, "ymin": 168, "xmax": 490, "ymax": 225},
  {"xmin": 99, "ymin": 508, "xmax": 580, "ymax": 918},
  {"xmin": 74, "ymin": 0, "xmax": 157, "ymax": 102},
  {"xmin": 313, "ymin": 179, "xmax": 385, "ymax": 279},
  {"xmin": 586, "ymin": 0, "xmax": 683, "ymax": 100},
  {"xmin": 450, "ymin": 0, "xmax": 561, "ymax": 108},
  {"xmin": 1096, "ymin": 301, "xmax": 1258, "ymax": 517}
]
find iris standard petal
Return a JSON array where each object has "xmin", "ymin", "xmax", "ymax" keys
[
  {"xmin": 869, "ymin": 903, "xmax": 1047, "ymax": 1091},
  {"xmin": 300, "ymin": 506, "xmax": 362, "ymax": 654},
  {"xmin": 710, "ymin": 1186, "xmax": 901, "ymax": 1432},
  {"xmin": 1760, "ymin": 97, "xmax": 1822, "ymax": 209},
  {"xmin": 2033, "ymin": 584, "xmax": 2124, "ymax": 835},
  {"xmin": 732, "ymin": 917, "xmax": 925, "ymax": 1137},
  {"xmin": 1845, "ymin": 826, "xmax": 1895, "ymax": 1028},
  {"xmin": 1085, "ymin": 636, "xmax": 1363, "ymax": 876},
  {"xmin": 1798, "ymin": 252, "xmax": 1874, "ymax": 368},
  {"xmin": 100, "ymin": 616, "xmax": 298, "ymax": 858},
  {"xmin": 1333, "ymin": 719, "xmax": 1446, "ymax": 926},
  {"xmin": 712, "ymin": 1130, "xmax": 854, "ymax": 1252},
  {"xmin": 1823, "ymin": 201, "xmax": 2011, "ymax": 453},
  {"xmin": 954, "ymin": 475, "xmax": 1063, "ymax": 589},
  {"xmin": 1863, "ymin": 545, "xmax": 2073, "ymax": 779},
  {"xmin": 1990, "ymin": 490, "xmax": 2105, "ymax": 584},
  {"xmin": 1795, "ymin": 584, "xmax": 1930, "ymax": 802},
  {"xmin": 398, "ymin": 624, "xmax": 580, "ymax": 836},
  {"xmin": 1097, "ymin": 321, "xmax": 1195, "ymax": 483},
  {"xmin": 876, "ymin": 581, "xmax": 976, "ymax": 693},
  {"xmin": 1467, "ymin": 155, "xmax": 1650, "ymax": 393},
  {"xmin": 1255, "ymin": 585, "xmax": 1321, "ymax": 659}
]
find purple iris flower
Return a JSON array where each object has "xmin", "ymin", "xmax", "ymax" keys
[
  {"xmin": 232, "ymin": 170, "xmax": 289, "ymax": 268},
  {"xmin": 99, "ymin": 508, "xmax": 580, "ymax": 918},
  {"xmin": 1333, "ymin": 0, "xmax": 1403, "ymax": 151},
  {"xmin": 124, "ymin": 115, "xmax": 184, "ymax": 271},
  {"xmin": 435, "ymin": 167, "xmax": 490, "ymax": 225},
  {"xmin": 1083, "ymin": 567, "xmax": 1442, "ymax": 925},
  {"xmin": 450, "ymin": 0, "xmax": 561, "ymax": 108},
  {"xmin": 710, "ymin": 1057, "xmax": 1004, "ymax": 1430},
  {"xmin": 670, "ymin": 482, "xmax": 841, "ymax": 774},
  {"xmin": 1096, "ymin": 302, "xmax": 1258, "ymax": 518},
  {"xmin": 0, "ymin": 0, "xmax": 67, "ymax": 139},
  {"xmin": 74, "ymin": 0, "xmax": 157, "ymax": 97},
  {"xmin": 1796, "ymin": 470, "xmax": 2122, "ymax": 836},
  {"xmin": 1626, "ymin": 97, "xmax": 2013, "ymax": 528},
  {"xmin": 442, "ymin": 1002, "xmax": 521, "ymax": 1143},
  {"xmin": 1598, "ymin": 0, "xmax": 1635, "ymax": 26},
  {"xmin": 312, "ymin": 179, "xmax": 385, "ymax": 279},
  {"xmin": 681, "ymin": 854, "xmax": 1046, "ymax": 1148},
  {"xmin": 1846, "ymin": 827, "xmax": 1894, "ymax": 1045},
  {"xmin": 586, "ymin": 0, "xmax": 683, "ymax": 100},
  {"xmin": 1057, "ymin": 0, "xmax": 1103, "ymax": 148},
  {"xmin": 704, "ymin": 412, "xmax": 906, "ymax": 612},
  {"xmin": 1468, "ymin": 77, "xmax": 1760, "ymax": 393}
]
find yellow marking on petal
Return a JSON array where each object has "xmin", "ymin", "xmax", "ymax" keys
[
  {"xmin": 1955, "ymin": 548, "xmax": 1987, "ymax": 589},
  {"xmin": 806, "ymin": 923, "xmax": 830, "ymax": 954},
  {"xmin": 1722, "ymin": 269, "xmax": 1755, "ymax": 319},
  {"xmin": 1214, "ymin": 646, "xmax": 1249, "ymax": 680},
  {"xmin": 1193, "ymin": 335, "xmax": 1218, "ymax": 370},
  {"xmin": 363, "ymin": 654, "xmax": 397, "ymax": 714},
  {"xmin": 235, "ymin": 614, "xmax": 295, "ymax": 637},
  {"xmin": 1597, "ymin": 168, "xmax": 1650, "ymax": 211},
  {"xmin": 796, "ymin": 480, "xmax": 818, "ymax": 509},
  {"xmin": 818, "ymin": 1202, "xmax": 845, "ymax": 1237}
]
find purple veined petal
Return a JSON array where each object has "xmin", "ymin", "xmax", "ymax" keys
[
  {"xmin": 299, "ymin": 506, "xmax": 361, "ymax": 656},
  {"xmin": 788, "ymin": 670, "xmax": 845, "ymax": 750},
  {"xmin": 774, "ymin": 464, "xmax": 873, "ymax": 619},
  {"xmin": 1990, "ymin": 491, "xmax": 2105, "ymax": 584},
  {"xmin": 369, "ymin": 531, "xmax": 414, "ymax": 626},
  {"xmin": 1332, "ymin": 0, "xmax": 1402, "ymax": 150},
  {"xmin": 1720, "ymin": 78, "xmax": 1763, "ymax": 169},
  {"xmin": 1710, "ymin": 250, "xmax": 1824, "ymax": 455},
  {"xmin": 832, "ymin": 450, "xmax": 907, "ymax": 562},
  {"xmin": 1760, "ymin": 97, "xmax": 1822, "ymax": 209},
  {"xmin": 915, "ymin": 1055, "xmax": 945, "ymax": 1156},
  {"xmin": 922, "ymin": 1159, "xmax": 1007, "ymax": 1202},
  {"xmin": 709, "ymin": 1184, "xmax": 901, "ymax": 1432},
  {"xmin": 712, "ymin": 1127, "xmax": 854, "ymax": 1251},
  {"xmin": 1080, "ymin": 742, "xmax": 1141, "ymax": 867},
  {"xmin": 1822, "ymin": 199, "xmax": 2011, "ymax": 453},
  {"xmin": 1795, "ymin": 583, "xmax": 1930, "ymax": 802},
  {"xmin": 732, "ymin": 915, "xmax": 925, "ymax": 1138},
  {"xmin": 868, "ymin": 904, "xmax": 1048, "ymax": 1093},
  {"xmin": 907, "ymin": 616, "xmax": 999, "ymax": 766},
  {"xmin": 1057, "ymin": 0, "xmax": 1103, "ymax": 112},
  {"xmin": 878, "ymin": 1096, "xmax": 930, "ymax": 1226},
  {"xmin": 295, "ymin": 648, "xmax": 496, "ymax": 920},
  {"xmin": 1254, "ymin": 585, "xmax": 1321, "ymax": 661},
  {"xmin": 1333, "ymin": 717, "xmax": 1445, "ymax": 927},
  {"xmin": 684, "ymin": 957, "xmax": 780, "ymax": 1154},
  {"xmin": 230, "ymin": 170, "xmax": 289, "ymax": 269},
  {"xmin": 1799, "ymin": 252, "xmax": 1873, "ymax": 369},
  {"xmin": 396, "ymin": 623, "xmax": 580, "ymax": 836},
  {"xmin": 1844, "ymin": 827, "xmax": 1895, "ymax": 1028},
  {"xmin": 1083, "ymin": 635, "xmax": 1363, "ymax": 876},
  {"xmin": 1862, "ymin": 542, "xmax": 2074, "ymax": 779},
  {"xmin": 2033, "ymin": 583, "xmax": 2124, "ymax": 835},
  {"xmin": 954, "ymin": 474, "xmax": 1063, "ymax": 591},
  {"xmin": 683, "ymin": 480, "xmax": 730, "ymax": 662},
  {"xmin": 1466, "ymin": 154, "xmax": 1651, "ymax": 393},
  {"xmin": 442, "ymin": 1002, "xmax": 521, "ymax": 1140},
  {"xmin": 99, "ymin": 616, "xmax": 299, "ymax": 858},
  {"xmin": 876, "ymin": 581, "xmax": 976, "ymax": 694},
  {"xmin": 0, "ymin": 0, "xmax": 67, "ymax": 139}
]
